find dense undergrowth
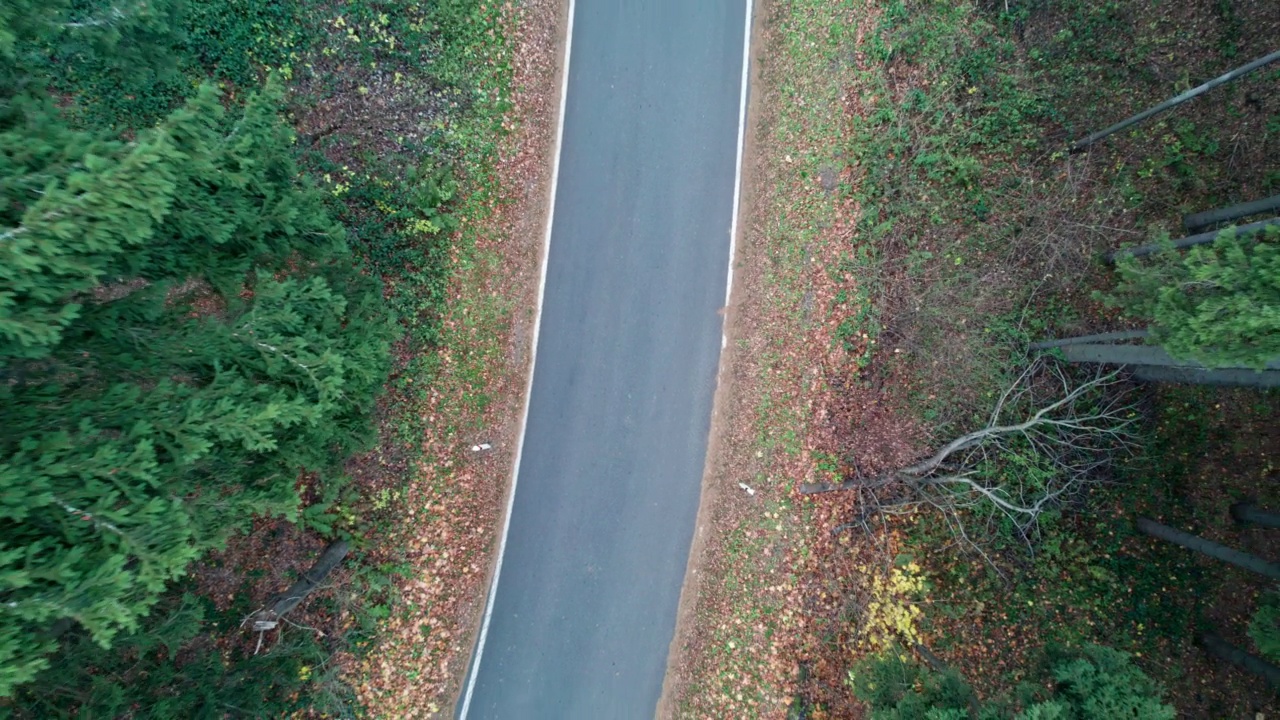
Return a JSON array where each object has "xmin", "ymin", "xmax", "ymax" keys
[
  {"xmin": 811, "ymin": 0, "xmax": 1279, "ymax": 715},
  {"xmin": 0, "ymin": 0, "xmax": 511, "ymax": 716}
]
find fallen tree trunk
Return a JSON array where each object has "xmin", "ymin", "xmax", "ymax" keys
[
  {"xmin": 1107, "ymin": 217, "xmax": 1279, "ymax": 261},
  {"xmin": 1136, "ymin": 518, "xmax": 1280, "ymax": 580},
  {"xmin": 1231, "ymin": 502, "xmax": 1280, "ymax": 528},
  {"xmin": 249, "ymin": 539, "xmax": 349, "ymax": 632},
  {"xmin": 1201, "ymin": 633, "xmax": 1280, "ymax": 688},
  {"xmin": 1028, "ymin": 329, "xmax": 1149, "ymax": 350},
  {"xmin": 1184, "ymin": 194, "xmax": 1280, "ymax": 233},
  {"xmin": 1130, "ymin": 365, "xmax": 1280, "ymax": 388},
  {"xmin": 1070, "ymin": 49, "xmax": 1280, "ymax": 152},
  {"xmin": 1058, "ymin": 343, "xmax": 1280, "ymax": 371}
]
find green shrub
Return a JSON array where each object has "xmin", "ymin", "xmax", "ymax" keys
[
  {"xmin": 1250, "ymin": 591, "xmax": 1280, "ymax": 662},
  {"xmin": 1107, "ymin": 226, "xmax": 1280, "ymax": 369},
  {"xmin": 850, "ymin": 645, "xmax": 1174, "ymax": 719}
]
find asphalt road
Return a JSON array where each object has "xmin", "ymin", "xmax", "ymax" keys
[{"xmin": 457, "ymin": 1, "xmax": 747, "ymax": 718}]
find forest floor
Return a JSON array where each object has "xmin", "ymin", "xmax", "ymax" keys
[
  {"xmin": 668, "ymin": 0, "xmax": 1280, "ymax": 717},
  {"xmin": 183, "ymin": 0, "xmax": 565, "ymax": 716},
  {"xmin": 345, "ymin": 0, "xmax": 562, "ymax": 714}
]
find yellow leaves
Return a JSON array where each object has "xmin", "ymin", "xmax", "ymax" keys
[{"xmin": 859, "ymin": 562, "xmax": 927, "ymax": 651}]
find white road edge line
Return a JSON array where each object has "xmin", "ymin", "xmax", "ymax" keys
[
  {"xmin": 458, "ymin": 0, "xmax": 576, "ymax": 716},
  {"xmin": 724, "ymin": 0, "xmax": 754, "ymax": 350}
]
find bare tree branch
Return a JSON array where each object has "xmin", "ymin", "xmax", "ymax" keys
[{"xmin": 806, "ymin": 359, "xmax": 1137, "ymax": 556}]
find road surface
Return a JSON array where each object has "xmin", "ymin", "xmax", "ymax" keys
[{"xmin": 459, "ymin": 0, "xmax": 747, "ymax": 717}]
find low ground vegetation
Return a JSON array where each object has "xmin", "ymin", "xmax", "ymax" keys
[
  {"xmin": 824, "ymin": 0, "xmax": 1280, "ymax": 715},
  {"xmin": 675, "ymin": 0, "xmax": 1278, "ymax": 716}
]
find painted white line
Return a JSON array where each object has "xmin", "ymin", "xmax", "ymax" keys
[
  {"xmin": 458, "ymin": 0, "xmax": 576, "ymax": 716},
  {"xmin": 723, "ymin": 0, "xmax": 754, "ymax": 350}
]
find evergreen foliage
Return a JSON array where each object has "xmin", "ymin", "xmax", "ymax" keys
[
  {"xmin": 1108, "ymin": 226, "xmax": 1280, "ymax": 369},
  {"xmin": 0, "ymin": 14, "xmax": 394, "ymax": 696},
  {"xmin": 1, "ymin": 0, "xmax": 301, "ymax": 129},
  {"xmin": 848, "ymin": 651, "xmax": 982, "ymax": 720},
  {"xmin": 3, "ymin": 590, "xmax": 334, "ymax": 719},
  {"xmin": 849, "ymin": 645, "xmax": 1175, "ymax": 719},
  {"xmin": 1250, "ymin": 591, "xmax": 1280, "ymax": 662}
]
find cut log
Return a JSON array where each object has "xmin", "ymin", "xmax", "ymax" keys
[{"xmin": 1231, "ymin": 502, "xmax": 1280, "ymax": 529}]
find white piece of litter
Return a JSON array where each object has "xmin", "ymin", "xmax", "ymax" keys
[
  {"xmin": 738, "ymin": 483, "xmax": 755, "ymax": 496},
  {"xmin": 471, "ymin": 443, "xmax": 492, "ymax": 452}
]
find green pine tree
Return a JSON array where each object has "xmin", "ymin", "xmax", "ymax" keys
[
  {"xmin": 5, "ymin": 590, "xmax": 334, "ymax": 719},
  {"xmin": 1106, "ymin": 226, "xmax": 1280, "ymax": 369},
  {"xmin": 0, "ymin": 76, "xmax": 393, "ymax": 698}
]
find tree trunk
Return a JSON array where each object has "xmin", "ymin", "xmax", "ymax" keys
[
  {"xmin": 249, "ymin": 539, "xmax": 349, "ymax": 632},
  {"xmin": 1136, "ymin": 518, "xmax": 1280, "ymax": 580},
  {"xmin": 1201, "ymin": 633, "xmax": 1280, "ymax": 688},
  {"xmin": 1070, "ymin": 49, "xmax": 1280, "ymax": 152},
  {"xmin": 1130, "ymin": 365, "xmax": 1280, "ymax": 388},
  {"xmin": 1185, "ymin": 194, "xmax": 1280, "ymax": 233},
  {"xmin": 1029, "ymin": 329, "xmax": 1148, "ymax": 350},
  {"xmin": 1107, "ymin": 217, "xmax": 1279, "ymax": 261},
  {"xmin": 1059, "ymin": 343, "xmax": 1280, "ymax": 372},
  {"xmin": 1231, "ymin": 502, "xmax": 1280, "ymax": 528}
]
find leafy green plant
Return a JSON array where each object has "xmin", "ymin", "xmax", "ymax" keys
[{"xmin": 850, "ymin": 645, "xmax": 1174, "ymax": 719}]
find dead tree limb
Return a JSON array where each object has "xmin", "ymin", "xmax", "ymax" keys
[
  {"xmin": 247, "ymin": 540, "xmax": 349, "ymax": 634},
  {"xmin": 807, "ymin": 360, "xmax": 1137, "ymax": 551}
]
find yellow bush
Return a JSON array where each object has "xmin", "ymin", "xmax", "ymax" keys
[{"xmin": 859, "ymin": 561, "xmax": 925, "ymax": 651}]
